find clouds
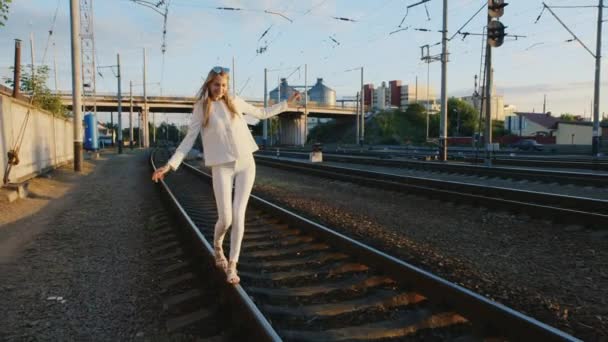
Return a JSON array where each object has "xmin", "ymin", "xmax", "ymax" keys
[{"xmin": 1, "ymin": 0, "xmax": 605, "ymax": 117}]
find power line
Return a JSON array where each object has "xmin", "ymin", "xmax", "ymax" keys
[
  {"xmin": 41, "ymin": 0, "xmax": 61, "ymax": 64},
  {"xmin": 538, "ymin": 2, "xmax": 596, "ymax": 57}
]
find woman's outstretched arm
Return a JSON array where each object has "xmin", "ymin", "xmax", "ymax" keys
[
  {"xmin": 233, "ymin": 95, "xmax": 294, "ymax": 120},
  {"xmin": 166, "ymin": 101, "xmax": 204, "ymax": 171}
]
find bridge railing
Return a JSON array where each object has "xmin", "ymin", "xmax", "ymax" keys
[{"xmin": 55, "ymin": 91, "xmax": 357, "ymax": 111}]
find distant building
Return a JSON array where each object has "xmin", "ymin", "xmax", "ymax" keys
[
  {"xmin": 460, "ymin": 93, "xmax": 505, "ymax": 121},
  {"xmin": 503, "ymin": 104, "xmax": 517, "ymax": 117},
  {"xmin": 366, "ymin": 80, "xmax": 437, "ymax": 111},
  {"xmin": 555, "ymin": 121, "xmax": 593, "ymax": 145},
  {"xmin": 504, "ymin": 112, "xmax": 559, "ymax": 136},
  {"xmin": 373, "ymin": 82, "xmax": 389, "ymax": 110}
]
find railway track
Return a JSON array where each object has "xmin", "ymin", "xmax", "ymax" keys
[
  {"xmin": 254, "ymin": 155, "xmax": 608, "ymax": 229},
  {"xmin": 151, "ymin": 149, "xmax": 580, "ymax": 341},
  {"xmin": 145, "ymin": 210, "xmax": 230, "ymax": 339},
  {"xmin": 257, "ymin": 150, "xmax": 608, "ymax": 187},
  {"xmin": 150, "ymin": 152, "xmax": 281, "ymax": 341}
]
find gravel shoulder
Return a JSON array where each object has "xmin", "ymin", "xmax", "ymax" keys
[
  {"xmin": 252, "ymin": 163, "xmax": 608, "ymax": 341},
  {"xmin": 0, "ymin": 150, "xmax": 171, "ymax": 341}
]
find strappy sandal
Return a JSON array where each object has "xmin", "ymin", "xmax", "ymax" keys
[
  {"xmin": 214, "ymin": 246, "xmax": 228, "ymax": 272},
  {"xmin": 227, "ymin": 261, "xmax": 240, "ymax": 284}
]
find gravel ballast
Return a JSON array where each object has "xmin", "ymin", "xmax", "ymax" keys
[
  {"xmin": 250, "ymin": 163, "xmax": 608, "ymax": 341},
  {"xmin": 0, "ymin": 150, "xmax": 174, "ymax": 340}
]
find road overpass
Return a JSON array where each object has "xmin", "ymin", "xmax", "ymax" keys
[
  {"xmin": 56, "ymin": 92, "xmax": 358, "ymax": 145},
  {"xmin": 57, "ymin": 93, "xmax": 357, "ymax": 118}
]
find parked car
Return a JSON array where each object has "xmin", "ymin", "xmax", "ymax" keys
[{"xmin": 510, "ymin": 139, "xmax": 544, "ymax": 151}]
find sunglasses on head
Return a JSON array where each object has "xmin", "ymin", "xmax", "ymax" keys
[{"xmin": 211, "ymin": 66, "xmax": 230, "ymax": 74}]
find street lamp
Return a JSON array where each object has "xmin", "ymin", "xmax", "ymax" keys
[
  {"xmin": 130, "ymin": 81, "xmax": 161, "ymax": 148},
  {"xmin": 420, "ymin": 45, "xmax": 441, "ymax": 142},
  {"xmin": 97, "ymin": 53, "xmax": 123, "ymax": 154},
  {"xmin": 345, "ymin": 67, "xmax": 364, "ymax": 145}
]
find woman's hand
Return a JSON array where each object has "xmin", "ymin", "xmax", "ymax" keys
[
  {"xmin": 152, "ymin": 165, "xmax": 171, "ymax": 183},
  {"xmin": 288, "ymin": 91, "xmax": 302, "ymax": 104}
]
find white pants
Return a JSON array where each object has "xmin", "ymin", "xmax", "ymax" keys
[{"xmin": 211, "ymin": 154, "xmax": 256, "ymax": 263}]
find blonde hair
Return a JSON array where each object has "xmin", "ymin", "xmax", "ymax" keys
[{"xmin": 196, "ymin": 70, "xmax": 238, "ymax": 127}]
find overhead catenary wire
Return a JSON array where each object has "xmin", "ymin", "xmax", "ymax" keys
[
  {"xmin": 41, "ymin": 0, "xmax": 61, "ymax": 64},
  {"xmin": 538, "ymin": 2, "xmax": 596, "ymax": 57}
]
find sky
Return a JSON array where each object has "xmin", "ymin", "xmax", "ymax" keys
[{"xmin": 1, "ymin": 0, "xmax": 607, "ymax": 127}]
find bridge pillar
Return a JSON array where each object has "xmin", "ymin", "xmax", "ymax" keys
[
  {"xmin": 142, "ymin": 106, "xmax": 149, "ymax": 148},
  {"xmin": 278, "ymin": 113, "xmax": 306, "ymax": 146}
]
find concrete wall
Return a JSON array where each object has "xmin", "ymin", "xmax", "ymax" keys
[
  {"xmin": 556, "ymin": 123, "xmax": 593, "ymax": 145},
  {"xmin": 1, "ymin": 93, "xmax": 74, "ymax": 183}
]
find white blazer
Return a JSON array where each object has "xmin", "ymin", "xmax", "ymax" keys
[{"xmin": 167, "ymin": 96, "xmax": 288, "ymax": 169}]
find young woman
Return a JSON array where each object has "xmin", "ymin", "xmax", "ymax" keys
[{"xmin": 152, "ymin": 66, "xmax": 300, "ymax": 284}]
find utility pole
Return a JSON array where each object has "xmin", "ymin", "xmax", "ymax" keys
[
  {"xmin": 138, "ymin": 112, "xmax": 142, "ymax": 148},
  {"xmin": 439, "ymin": 0, "xmax": 449, "ymax": 161},
  {"xmin": 415, "ymin": 76, "xmax": 418, "ymax": 103},
  {"xmin": 427, "ymin": 60, "xmax": 430, "ymax": 140},
  {"xmin": 304, "ymin": 63, "xmax": 308, "ymax": 146},
  {"xmin": 110, "ymin": 111, "xmax": 114, "ymax": 146},
  {"xmin": 70, "ymin": 0, "xmax": 83, "ymax": 171},
  {"xmin": 356, "ymin": 91, "xmax": 360, "ymax": 144},
  {"xmin": 543, "ymin": 94, "xmax": 547, "ymax": 113},
  {"xmin": 540, "ymin": 1, "xmax": 601, "ymax": 154},
  {"xmin": 12, "ymin": 40, "xmax": 21, "ymax": 98},
  {"xmin": 276, "ymin": 76, "xmax": 280, "ymax": 146},
  {"xmin": 117, "ymin": 53, "xmax": 123, "ymax": 154},
  {"xmin": 485, "ymin": 0, "xmax": 508, "ymax": 166},
  {"xmin": 345, "ymin": 66, "xmax": 364, "ymax": 144},
  {"xmin": 484, "ymin": 52, "xmax": 493, "ymax": 166},
  {"xmin": 263, "ymin": 68, "xmax": 268, "ymax": 148},
  {"xmin": 80, "ymin": 0, "xmax": 96, "ymax": 119},
  {"xmin": 30, "ymin": 33, "xmax": 35, "ymax": 95},
  {"xmin": 592, "ymin": 0, "xmax": 603, "ymax": 156},
  {"xmin": 129, "ymin": 81, "xmax": 133, "ymax": 149},
  {"xmin": 360, "ymin": 67, "xmax": 365, "ymax": 146},
  {"xmin": 421, "ymin": 45, "xmax": 441, "ymax": 141},
  {"xmin": 143, "ymin": 47, "xmax": 148, "ymax": 148},
  {"xmin": 53, "ymin": 42, "xmax": 59, "ymax": 92},
  {"xmin": 355, "ymin": 92, "xmax": 360, "ymax": 144}
]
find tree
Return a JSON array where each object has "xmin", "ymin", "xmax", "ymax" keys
[
  {"xmin": 157, "ymin": 122, "xmax": 181, "ymax": 143},
  {"xmin": 403, "ymin": 103, "xmax": 427, "ymax": 127},
  {"xmin": 447, "ymin": 97, "xmax": 479, "ymax": 137},
  {"xmin": 560, "ymin": 113, "xmax": 577, "ymax": 121},
  {"xmin": 1, "ymin": 0, "xmax": 11, "ymax": 27},
  {"xmin": 492, "ymin": 120, "xmax": 507, "ymax": 138},
  {"xmin": 3, "ymin": 65, "xmax": 68, "ymax": 117}
]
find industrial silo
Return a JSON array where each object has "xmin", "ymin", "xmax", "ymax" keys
[
  {"xmin": 307, "ymin": 78, "xmax": 336, "ymax": 106},
  {"xmin": 269, "ymin": 78, "xmax": 298, "ymax": 102}
]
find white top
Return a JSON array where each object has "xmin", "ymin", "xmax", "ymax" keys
[{"xmin": 167, "ymin": 96, "xmax": 288, "ymax": 169}]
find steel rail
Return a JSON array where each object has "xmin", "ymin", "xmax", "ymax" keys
[
  {"xmin": 257, "ymin": 150, "xmax": 608, "ymax": 185},
  {"xmin": 150, "ymin": 150, "xmax": 282, "ymax": 342},
  {"xmin": 172, "ymin": 156, "xmax": 581, "ymax": 341},
  {"xmin": 254, "ymin": 155, "xmax": 608, "ymax": 228}
]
